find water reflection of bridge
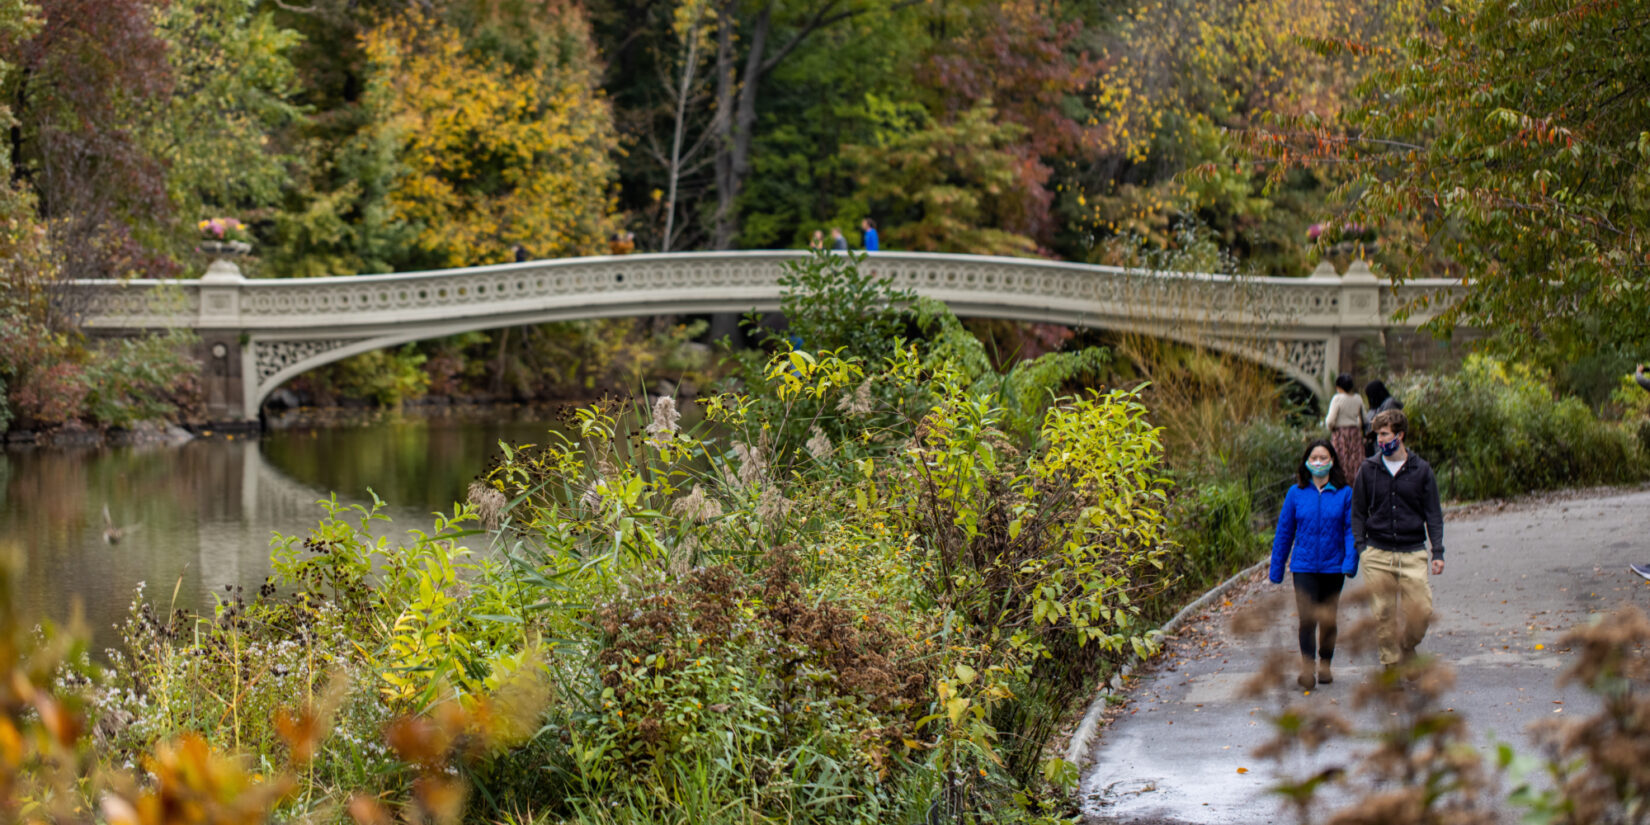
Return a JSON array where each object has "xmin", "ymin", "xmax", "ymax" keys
[
  {"xmin": 243, "ymin": 440, "xmax": 344, "ymax": 522},
  {"xmin": 196, "ymin": 441, "xmax": 384, "ymax": 593}
]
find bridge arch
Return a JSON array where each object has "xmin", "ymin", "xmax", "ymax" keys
[
  {"xmin": 251, "ymin": 310, "xmax": 1326, "ymax": 415},
  {"xmin": 72, "ymin": 251, "xmax": 1459, "ymax": 422}
]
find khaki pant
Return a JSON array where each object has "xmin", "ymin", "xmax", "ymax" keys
[{"xmin": 1359, "ymin": 547, "xmax": 1433, "ymax": 666}]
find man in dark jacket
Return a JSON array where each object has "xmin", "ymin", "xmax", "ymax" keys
[{"xmin": 1351, "ymin": 408, "xmax": 1446, "ymax": 669}]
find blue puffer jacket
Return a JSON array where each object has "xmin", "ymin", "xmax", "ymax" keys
[{"xmin": 1269, "ymin": 482, "xmax": 1357, "ymax": 583}]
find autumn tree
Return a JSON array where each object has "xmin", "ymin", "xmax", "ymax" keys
[
  {"xmin": 1236, "ymin": 0, "xmax": 1650, "ymax": 361},
  {"xmin": 919, "ymin": 0, "xmax": 1102, "ymax": 247},
  {"xmin": 361, "ymin": 3, "xmax": 619, "ymax": 268},
  {"xmin": 1080, "ymin": 0, "xmax": 1425, "ymax": 272},
  {"xmin": 0, "ymin": 0, "xmax": 175, "ymax": 282},
  {"xmin": 851, "ymin": 102, "xmax": 1039, "ymax": 256}
]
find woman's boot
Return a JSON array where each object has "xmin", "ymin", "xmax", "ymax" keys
[
  {"xmin": 1317, "ymin": 658, "xmax": 1333, "ymax": 685},
  {"xmin": 1297, "ymin": 656, "xmax": 1315, "ymax": 690}
]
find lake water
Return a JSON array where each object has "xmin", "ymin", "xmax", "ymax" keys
[{"xmin": 0, "ymin": 409, "xmax": 568, "ymax": 651}]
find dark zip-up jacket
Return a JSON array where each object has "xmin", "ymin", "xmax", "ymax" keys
[{"xmin": 1351, "ymin": 452, "xmax": 1445, "ymax": 559}]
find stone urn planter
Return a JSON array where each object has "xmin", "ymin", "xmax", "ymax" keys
[{"xmin": 200, "ymin": 240, "xmax": 252, "ymax": 256}]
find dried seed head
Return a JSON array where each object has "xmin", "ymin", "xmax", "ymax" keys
[
  {"xmin": 734, "ymin": 442, "xmax": 766, "ymax": 488},
  {"xmin": 467, "ymin": 481, "xmax": 507, "ymax": 530},
  {"xmin": 838, "ymin": 379, "xmax": 874, "ymax": 415},
  {"xmin": 755, "ymin": 486, "xmax": 792, "ymax": 526},
  {"xmin": 671, "ymin": 484, "xmax": 722, "ymax": 523},
  {"xmin": 645, "ymin": 396, "xmax": 680, "ymax": 448},
  {"xmin": 805, "ymin": 427, "xmax": 833, "ymax": 461}
]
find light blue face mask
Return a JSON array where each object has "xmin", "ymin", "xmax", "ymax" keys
[{"xmin": 1306, "ymin": 460, "xmax": 1333, "ymax": 477}]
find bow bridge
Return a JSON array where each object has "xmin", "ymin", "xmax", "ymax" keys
[{"xmin": 70, "ymin": 250, "xmax": 1461, "ymax": 424}]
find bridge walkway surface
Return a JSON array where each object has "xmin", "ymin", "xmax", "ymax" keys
[{"xmin": 1081, "ymin": 486, "xmax": 1650, "ymax": 825}]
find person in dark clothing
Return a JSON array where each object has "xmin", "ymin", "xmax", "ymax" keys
[
  {"xmin": 1364, "ymin": 379, "xmax": 1403, "ymax": 421},
  {"xmin": 829, "ymin": 227, "xmax": 848, "ymax": 251},
  {"xmin": 1362, "ymin": 380, "xmax": 1402, "ymax": 456},
  {"xmin": 512, "ymin": 244, "xmax": 529, "ymax": 263},
  {"xmin": 1270, "ymin": 438, "xmax": 1358, "ymax": 689},
  {"xmin": 1351, "ymin": 408, "xmax": 1445, "ymax": 670}
]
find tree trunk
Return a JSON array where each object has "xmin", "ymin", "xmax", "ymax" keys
[
  {"xmin": 711, "ymin": 4, "xmax": 772, "ymax": 249},
  {"xmin": 711, "ymin": 5, "xmax": 738, "ymax": 249},
  {"xmin": 10, "ymin": 79, "xmax": 27, "ymax": 187},
  {"xmin": 661, "ymin": 12, "xmax": 706, "ymax": 253}
]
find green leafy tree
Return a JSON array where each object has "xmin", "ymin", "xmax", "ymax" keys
[
  {"xmin": 142, "ymin": 0, "xmax": 304, "ymax": 265},
  {"xmin": 731, "ymin": 8, "xmax": 928, "ymax": 249}
]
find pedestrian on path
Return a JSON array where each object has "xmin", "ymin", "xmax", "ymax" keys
[
  {"xmin": 1270, "ymin": 438, "xmax": 1358, "ymax": 689},
  {"xmin": 829, "ymin": 227, "xmax": 848, "ymax": 251},
  {"xmin": 1363, "ymin": 379, "xmax": 1402, "ymax": 457},
  {"xmin": 809, "ymin": 229, "xmax": 825, "ymax": 251},
  {"xmin": 1325, "ymin": 373, "xmax": 1367, "ymax": 475},
  {"xmin": 1351, "ymin": 408, "xmax": 1445, "ymax": 670},
  {"xmin": 861, "ymin": 218, "xmax": 879, "ymax": 251},
  {"xmin": 1629, "ymin": 365, "xmax": 1650, "ymax": 581}
]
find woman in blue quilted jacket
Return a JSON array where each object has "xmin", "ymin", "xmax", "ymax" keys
[{"xmin": 1270, "ymin": 438, "xmax": 1358, "ymax": 690}]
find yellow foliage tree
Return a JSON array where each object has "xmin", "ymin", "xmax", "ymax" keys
[{"xmin": 362, "ymin": 7, "xmax": 618, "ymax": 268}]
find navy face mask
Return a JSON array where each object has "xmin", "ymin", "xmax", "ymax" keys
[{"xmin": 1378, "ymin": 436, "xmax": 1402, "ymax": 457}]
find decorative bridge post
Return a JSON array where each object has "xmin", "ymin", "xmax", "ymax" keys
[{"xmin": 194, "ymin": 259, "xmax": 250, "ymax": 424}]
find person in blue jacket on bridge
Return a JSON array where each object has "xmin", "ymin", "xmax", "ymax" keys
[{"xmin": 1270, "ymin": 438, "xmax": 1358, "ymax": 690}]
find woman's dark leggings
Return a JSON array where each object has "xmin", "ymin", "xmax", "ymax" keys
[{"xmin": 1292, "ymin": 572, "xmax": 1346, "ymax": 661}]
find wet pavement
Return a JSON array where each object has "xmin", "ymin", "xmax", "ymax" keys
[{"xmin": 1080, "ymin": 486, "xmax": 1650, "ymax": 824}]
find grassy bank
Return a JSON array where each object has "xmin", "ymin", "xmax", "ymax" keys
[{"xmin": 8, "ymin": 252, "xmax": 1213, "ymax": 824}]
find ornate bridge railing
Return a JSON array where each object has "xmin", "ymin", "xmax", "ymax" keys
[{"xmin": 67, "ymin": 250, "xmax": 1461, "ymax": 422}]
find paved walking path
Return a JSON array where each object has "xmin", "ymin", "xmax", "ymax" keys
[{"xmin": 1080, "ymin": 487, "xmax": 1650, "ymax": 824}]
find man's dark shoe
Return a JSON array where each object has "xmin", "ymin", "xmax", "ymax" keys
[{"xmin": 1631, "ymin": 563, "xmax": 1650, "ymax": 581}]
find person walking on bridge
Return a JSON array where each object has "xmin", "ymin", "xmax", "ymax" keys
[
  {"xmin": 1270, "ymin": 438, "xmax": 1358, "ymax": 689},
  {"xmin": 861, "ymin": 218, "xmax": 880, "ymax": 251},
  {"xmin": 1352, "ymin": 408, "xmax": 1446, "ymax": 671},
  {"xmin": 1324, "ymin": 373, "xmax": 1367, "ymax": 475}
]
